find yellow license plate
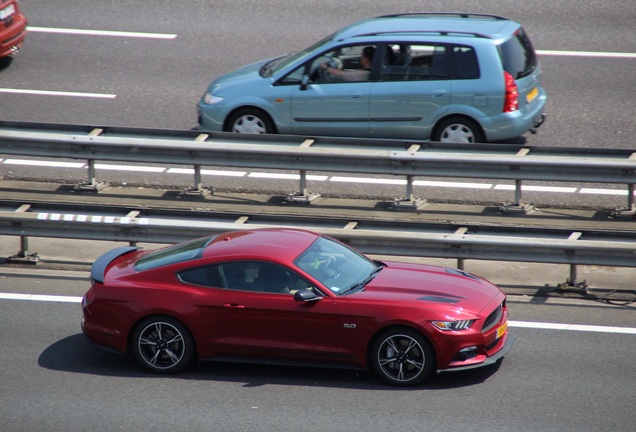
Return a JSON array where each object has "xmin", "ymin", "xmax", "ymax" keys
[
  {"xmin": 496, "ymin": 320, "xmax": 508, "ymax": 339},
  {"xmin": 526, "ymin": 87, "xmax": 539, "ymax": 103}
]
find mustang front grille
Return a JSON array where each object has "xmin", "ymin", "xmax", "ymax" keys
[{"xmin": 482, "ymin": 302, "xmax": 503, "ymax": 332}]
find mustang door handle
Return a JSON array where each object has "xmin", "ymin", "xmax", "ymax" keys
[{"xmin": 222, "ymin": 303, "xmax": 245, "ymax": 309}]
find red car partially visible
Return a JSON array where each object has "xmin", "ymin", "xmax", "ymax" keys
[
  {"xmin": 0, "ymin": 0, "xmax": 26, "ymax": 59},
  {"xmin": 82, "ymin": 228, "xmax": 514, "ymax": 386}
]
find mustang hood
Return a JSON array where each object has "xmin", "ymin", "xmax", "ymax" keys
[{"xmin": 359, "ymin": 262, "xmax": 502, "ymax": 309}]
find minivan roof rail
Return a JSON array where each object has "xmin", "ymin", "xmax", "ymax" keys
[
  {"xmin": 352, "ymin": 30, "xmax": 491, "ymax": 39},
  {"xmin": 377, "ymin": 12, "xmax": 508, "ymax": 20}
]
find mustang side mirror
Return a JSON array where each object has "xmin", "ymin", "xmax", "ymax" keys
[{"xmin": 294, "ymin": 288, "xmax": 322, "ymax": 302}]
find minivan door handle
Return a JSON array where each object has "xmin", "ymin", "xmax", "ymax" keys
[{"xmin": 432, "ymin": 90, "xmax": 447, "ymax": 98}]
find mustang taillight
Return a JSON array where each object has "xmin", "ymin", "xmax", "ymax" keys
[{"xmin": 503, "ymin": 71, "xmax": 519, "ymax": 112}]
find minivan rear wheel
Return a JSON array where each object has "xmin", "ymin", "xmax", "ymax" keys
[{"xmin": 433, "ymin": 117, "xmax": 484, "ymax": 143}]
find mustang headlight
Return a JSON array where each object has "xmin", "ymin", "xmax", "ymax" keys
[
  {"xmin": 202, "ymin": 92, "xmax": 224, "ymax": 105},
  {"xmin": 431, "ymin": 320, "xmax": 475, "ymax": 331}
]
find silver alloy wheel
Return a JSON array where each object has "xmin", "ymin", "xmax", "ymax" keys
[
  {"xmin": 440, "ymin": 123, "xmax": 476, "ymax": 143},
  {"xmin": 376, "ymin": 333, "xmax": 427, "ymax": 384},
  {"xmin": 137, "ymin": 321, "xmax": 187, "ymax": 370},
  {"xmin": 232, "ymin": 114, "xmax": 267, "ymax": 133}
]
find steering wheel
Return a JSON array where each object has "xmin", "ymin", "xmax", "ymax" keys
[
  {"xmin": 311, "ymin": 56, "xmax": 343, "ymax": 82},
  {"xmin": 322, "ymin": 255, "xmax": 340, "ymax": 279}
]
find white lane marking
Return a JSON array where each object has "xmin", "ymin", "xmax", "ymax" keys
[
  {"xmin": 0, "ymin": 88, "xmax": 116, "ymax": 99},
  {"xmin": 330, "ymin": 176, "xmax": 406, "ymax": 185},
  {"xmin": 1, "ymin": 158, "xmax": 634, "ymax": 199},
  {"xmin": 1, "ymin": 292, "xmax": 635, "ymax": 334},
  {"xmin": 494, "ymin": 184, "xmax": 578, "ymax": 193},
  {"xmin": 579, "ymin": 188, "xmax": 627, "ymax": 195},
  {"xmin": 26, "ymin": 26, "xmax": 177, "ymax": 40},
  {"xmin": 537, "ymin": 50, "xmax": 636, "ymax": 58},
  {"xmin": 94, "ymin": 164, "xmax": 165, "ymax": 173},
  {"xmin": 415, "ymin": 180, "xmax": 492, "ymax": 189},
  {"xmin": 509, "ymin": 320, "xmax": 636, "ymax": 335},
  {"xmin": 3, "ymin": 159, "xmax": 85, "ymax": 168},
  {"xmin": 0, "ymin": 293, "xmax": 82, "ymax": 303},
  {"xmin": 167, "ymin": 168, "xmax": 247, "ymax": 176},
  {"xmin": 249, "ymin": 172, "xmax": 328, "ymax": 181}
]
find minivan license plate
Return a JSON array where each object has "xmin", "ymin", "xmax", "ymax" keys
[{"xmin": 526, "ymin": 87, "xmax": 539, "ymax": 103}]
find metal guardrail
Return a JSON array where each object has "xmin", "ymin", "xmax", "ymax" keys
[
  {"xmin": 1, "ymin": 200, "xmax": 636, "ymax": 292},
  {"xmin": 1, "ymin": 121, "xmax": 636, "ymax": 212}
]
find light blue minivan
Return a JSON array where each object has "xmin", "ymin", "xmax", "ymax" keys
[{"xmin": 197, "ymin": 12, "xmax": 546, "ymax": 143}]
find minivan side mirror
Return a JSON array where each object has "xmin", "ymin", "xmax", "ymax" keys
[{"xmin": 300, "ymin": 75, "xmax": 310, "ymax": 90}]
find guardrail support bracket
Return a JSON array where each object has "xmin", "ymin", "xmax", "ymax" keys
[
  {"xmin": 286, "ymin": 192, "xmax": 321, "ymax": 204},
  {"xmin": 391, "ymin": 197, "xmax": 428, "ymax": 210},
  {"xmin": 498, "ymin": 202, "xmax": 537, "ymax": 214},
  {"xmin": 5, "ymin": 236, "xmax": 39, "ymax": 265}
]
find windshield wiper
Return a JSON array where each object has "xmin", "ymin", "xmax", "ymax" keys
[{"xmin": 339, "ymin": 264, "xmax": 384, "ymax": 295}]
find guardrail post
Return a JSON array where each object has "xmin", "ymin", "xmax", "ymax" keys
[
  {"xmin": 499, "ymin": 179, "xmax": 536, "ymax": 214},
  {"xmin": 73, "ymin": 159, "xmax": 107, "ymax": 192},
  {"xmin": 611, "ymin": 184, "xmax": 636, "ymax": 218},
  {"xmin": 557, "ymin": 264, "xmax": 588, "ymax": 293},
  {"xmin": 287, "ymin": 170, "xmax": 321, "ymax": 204},
  {"xmin": 179, "ymin": 164, "xmax": 212, "ymax": 198},
  {"xmin": 6, "ymin": 236, "xmax": 39, "ymax": 264},
  {"xmin": 392, "ymin": 175, "xmax": 427, "ymax": 210}
]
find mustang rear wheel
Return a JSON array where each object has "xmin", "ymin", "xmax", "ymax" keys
[
  {"xmin": 131, "ymin": 316, "xmax": 195, "ymax": 374},
  {"xmin": 371, "ymin": 328, "xmax": 434, "ymax": 386}
]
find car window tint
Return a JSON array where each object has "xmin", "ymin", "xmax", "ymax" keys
[
  {"xmin": 135, "ymin": 236, "xmax": 217, "ymax": 271},
  {"xmin": 221, "ymin": 262, "xmax": 312, "ymax": 294},
  {"xmin": 309, "ymin": 44, "xmax": 377, "ymax": 83},
  {"xmin": 380, "ymin": 44, "xmax": 450, "ymax": 81},
  {"xmin": 497, "ymin": 28, "xmax": 537, "ymax": 79},
  {"xmin": 452, "ymin": 45, "xmax": 479, "ymax": 79},
  {"xmin": 179, "ymin": 265, "xmax": 224, "ymax": 288}
]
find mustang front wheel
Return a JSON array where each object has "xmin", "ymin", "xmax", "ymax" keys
[
  {"xmin": 131, "ymin": 316, "xmax": 195, "ymax": 374},
  {"xmin": 371, "ymin": 328, "xmax": 434, "ymax": 386}
]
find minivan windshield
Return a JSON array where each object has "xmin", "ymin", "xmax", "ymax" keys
[
  {"xmin": 498, "ymin": 28, "xmax": 537, "ymax": 79},
  {"xmin": 260, "ymin": 33, "xmax": 335, "ymax": 77}
]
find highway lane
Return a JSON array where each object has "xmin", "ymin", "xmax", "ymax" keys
[
  {"xmin": 1, "ymin": 0, "xmax": 634, "ymax": 145},
  {"xmin": 1, "ymin": 266, "xmax": 634, "ymax": 432},
  {"xmin": 0, "ymin": 1, "xmax": 634, "ymax": 210}
]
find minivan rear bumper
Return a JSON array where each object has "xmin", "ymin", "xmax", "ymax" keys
[{"xmin": 482, "ymin": 89, "xmax": 547, "ymax": 142}]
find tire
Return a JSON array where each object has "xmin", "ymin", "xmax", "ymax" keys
[
  {"xmin": 370, "ymin": 327, "xmax": 434, "ymax": 387},
  {"xmin": 433, "ymin": 117, "xmax": 484, "ymax": 143},
  {"xmin": 131, "ymin": 316, "xmax": 195, "ymax": 374},
  {"xmin": 226, "ymin": 109, "xmax": 275, "ymax": 134}
]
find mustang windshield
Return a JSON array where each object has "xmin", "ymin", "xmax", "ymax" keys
[{"xmin": 294, "ymin": 236, "xmax": 379, "ymax": 295}]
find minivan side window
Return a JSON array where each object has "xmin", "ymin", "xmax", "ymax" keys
[
  {"xmin": 452, "ymin": 45, "xmax": 480, "ymax": 79},
  {"xmin": 379, "ymin": 44, "xmax": 451, "ymax": 81}
]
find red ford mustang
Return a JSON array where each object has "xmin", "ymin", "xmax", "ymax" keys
[{"xmin": 82, "ymin": 228, "xmax": 514, "ymax": 386}]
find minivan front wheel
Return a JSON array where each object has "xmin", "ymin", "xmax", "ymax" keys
[
  {"xmin": 433, "ymin": 117, "xmax": 484, "ymax": 143},
  {"xmin": 226, "ymin": 109, "xmax": 275, "ymax": 134}
]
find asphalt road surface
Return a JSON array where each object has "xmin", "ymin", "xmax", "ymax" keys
[{"xmin": 1, "ymin": 2, "xmax": 635, "ymax": 431}]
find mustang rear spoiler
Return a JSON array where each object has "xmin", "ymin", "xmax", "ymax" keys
[{"xmin": 90, "ymin": 246, "xmax": 139, "ymax": 283}]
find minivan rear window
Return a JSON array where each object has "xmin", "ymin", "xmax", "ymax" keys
[{"xmin": 497, "ymin": 28, "xmax": 537, "ymax": 79}]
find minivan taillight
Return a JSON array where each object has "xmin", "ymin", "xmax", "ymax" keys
[{"xmin": 503, "ymin": 71, "xmax": 518, "ymax": 112}]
